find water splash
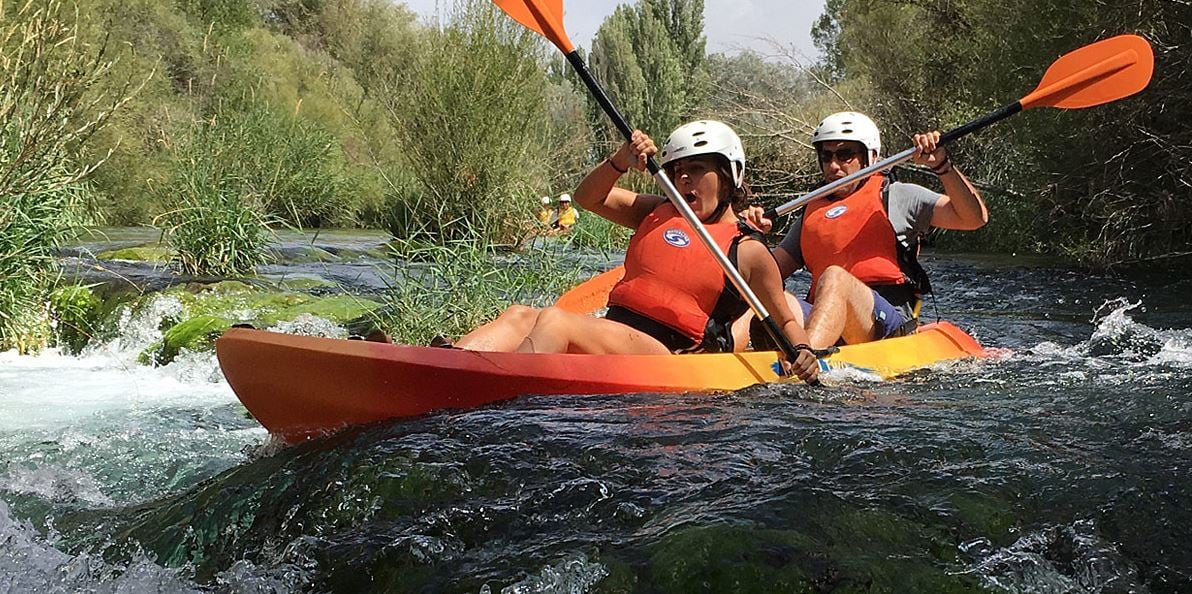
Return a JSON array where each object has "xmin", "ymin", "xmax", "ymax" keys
[
  {"xmin": 0, "ymin": 499, "xmax": 202, "ymax": 594},
  {"xmin": 962, "ymin": 519, "xmax": 1144, "ymax": 592},
  {"xmin": 1022, "ymin": 298, "xmax": 1192, "ymax": 370},
  {"xmin": 103, "ymin": 294, "xmax": 186, "ymax": 358},
  {"xmin": 483, "ymin": 553, "xmax": 609, "ymax": 594},
  {"xmin": 1, "ymin": 463, "xmax": 114, "ymax": 507},
  {"xmin": 1088, "ymin": 299, "xmax": 1192, "ymax": 367},
  {"xmin": 269, "ymin": 313, "xmax": 348, "ymax": 338}
]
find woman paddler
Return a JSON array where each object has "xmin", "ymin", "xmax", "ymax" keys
[{"xmin": 450, "ymin": 120, "xmax": 819, "ymax": 382}]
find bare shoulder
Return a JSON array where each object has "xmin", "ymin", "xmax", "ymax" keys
[{"xmin": 735, "ymin": 237, "xmax": 779, "ymax": 272}]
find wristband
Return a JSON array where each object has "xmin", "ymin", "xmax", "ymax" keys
[
  {"xmin": 931, "ymin": 157, "xmax": 952, "ymax": 175},
  {"xmin": 607, "ymin": 158, "xmax": 627, "ymax": 174}
]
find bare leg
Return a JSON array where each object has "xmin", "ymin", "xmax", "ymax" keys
[
  {"xmin": 805, "ymin": 266, "xmax": 878, "ymax": 349},
  {"xmin": 515, "ymin": 306, "xmax": 672, "ymax": 355},
  {"xmin": 454, "ymin": 305, "xmax": 541, "ymax": 352}
]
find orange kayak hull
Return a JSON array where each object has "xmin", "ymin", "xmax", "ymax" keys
[{"xmin": 216, "ymin": 322, "xmax": 984, "ymax": 443}]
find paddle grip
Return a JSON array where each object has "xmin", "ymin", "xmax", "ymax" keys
[
  {"xmin": 940, "ymin": 101, "xmax": 1023, "ymax": 145},
  {"xmin": 566, "ymin": 52, "xmax": 662, "ymax": 175}
]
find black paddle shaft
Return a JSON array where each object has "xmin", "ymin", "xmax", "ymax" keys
[{"xmin": 565, "ymin": 52, "xmax": 662, "ymax": 175}]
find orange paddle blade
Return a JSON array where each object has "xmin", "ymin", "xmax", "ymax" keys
[
  {"xmin": 492, "ymin": 0, "xmax": 574, "ymax": 53},
  {"xmin": 554, "ymin": 266, "xmax": 625, "ymax": 314},
  {"xmin": 1021, "ymin": 34, "xmax": 1153, "ymax": 109}
]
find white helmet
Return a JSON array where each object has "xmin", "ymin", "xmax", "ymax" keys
[
  {"xmin": 540, "ymin": 196, "xmax": 551, "ymax": 205},
  {"xmin": 558, "ymin": 193, "xmax": 571, "ymax": 202},
  {"xmin": 660, "ymin": 120, "xmax": 746, "ymax": 188},
  {"xmin": 811, "ymin": 112, "xmax": 881, "ymax": 162}
]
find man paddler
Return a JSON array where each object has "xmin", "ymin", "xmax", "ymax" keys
[{"xmin": 749, "ymin": 111, "xmax": 989, "ymax": 349}]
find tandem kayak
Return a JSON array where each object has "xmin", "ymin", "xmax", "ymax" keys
[{"xmin": 215, "ymin": 322, "xmax": 984, "ymax": 443}]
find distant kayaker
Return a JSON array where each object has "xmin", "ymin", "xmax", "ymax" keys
[
  {"xmin": 746, "ymin": 111, "xmax": 988, "ymax": 349},
  {"xmin": 554, "ymin": 194, "xmax": 579, "ymax": 231},
  {"xmin": 537, "ymin": 196, "xmax": 554, "ymax": 227},
  {"xmin": 450, "ymin": 120, "xmax": 819, "ymax": 382}
]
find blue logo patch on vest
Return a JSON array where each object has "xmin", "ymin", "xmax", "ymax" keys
[
  {"xmin": 663, "ymin": 229, "xmax": 691, "ymax": 247},
  {"xmin": 825, "ymin": 205, "xmax": 848, "ymax": 219}
]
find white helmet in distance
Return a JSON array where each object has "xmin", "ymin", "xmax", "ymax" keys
[
  {"xmin": 540, "ymin": 196, "xmax": 551, "ymax": 205},
  {"xmin": 811, "ymin": 111, "xmax": 881, "ymax": 163},
  {"xmin": 660, "ymin": 120, "xmax": 746, "ymax": 188},
  {"xmin": 558, "ymin": 193, "xmax": 571, "ymax": 203}
]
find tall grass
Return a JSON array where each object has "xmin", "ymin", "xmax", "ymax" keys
[
  {"xmin": 378, "ymin": 2, "xmax": 556, "ymax": 245},
  {"xmin": 0, "ymin": 0, "xmax": 133, "ymax": 352},
  {"xmin": 156, "ymin": 114, "xmax": 277, "ymax": 276},
  {"xmin": 378, "ymin": 239, "xmax": 585, "ymax": 345}
]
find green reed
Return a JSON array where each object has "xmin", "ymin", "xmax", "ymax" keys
[
  {"xmin": 0, "ymin": 0, "xmax": 134, "ymax": 352},
  {"xmin": 378, "ymin": 1, "xmax": 555, "ymax": 245},
  {"xmin": 377, "ymin": 238, "xmax": 586, "ymax": 345}
]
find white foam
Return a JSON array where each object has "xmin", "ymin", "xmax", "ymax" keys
[
  {"xmin": 0, "ymin": 346, "xmax": 236, "ymax": 433},
  {"xmin": 0, "ymin": 499, "xmax": 202, "ymax": 593},
  {"xmin": 485, "ymin": 553, "xmax": 608, "ymax": 594}
]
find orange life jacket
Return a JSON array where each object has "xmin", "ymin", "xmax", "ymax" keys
[
  {"xmin": 800, "ymin": 174, "xmax": 914, "ymax": 299},
  {"xmin": 608, "ymin": 203, "xmax": 754, "ymax": 350}
]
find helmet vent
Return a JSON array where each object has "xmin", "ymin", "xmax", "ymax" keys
[{"xmin": 694, "ymin": 140, "xmax": 708, "ymax": 147}]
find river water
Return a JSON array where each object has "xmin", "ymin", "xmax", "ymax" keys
[{"xmin": 1, "ymin": 232, "xmax": 1189, "ymax": 593}]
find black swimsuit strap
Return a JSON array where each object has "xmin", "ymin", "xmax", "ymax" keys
[{"xmin": 604, "ymin": 306, "xmax": 697, "ymax": 352}]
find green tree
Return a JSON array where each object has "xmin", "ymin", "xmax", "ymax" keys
[
  {"xmin": 588, "ymin": 0, "xmax": 707, "ymax": 141},
  {"xmin": 810, "ymin": 0, "xmax": 1192, "ymax": 267}
]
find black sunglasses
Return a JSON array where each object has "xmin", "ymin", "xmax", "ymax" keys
[{"xmin": 817, "ymin": 147, "xmax": 862, "ymax": 164}]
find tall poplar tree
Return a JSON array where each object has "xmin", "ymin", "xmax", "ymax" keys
[{"xmin": 588, "ymin": 0, "xmax": 707, "ymax": 142}]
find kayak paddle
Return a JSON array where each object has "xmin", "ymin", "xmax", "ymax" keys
[
  {"xmin": 758, "ymin": 33, "xmax": 1155, "ymax": 221},
  {"xmin": 554, "ymin": 266, "xmax": 624, "ymax": 314},
  {"xmin": 552, "ymin": 33, "xmax": 1155, "ymax": 310},
  {"xmin": 493, "ymin": 0, "xmax": 814, "ymax": 372}
]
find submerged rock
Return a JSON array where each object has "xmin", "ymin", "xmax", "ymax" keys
[
  {"xmin": 96, "ymin": 244, "xmax": 175, "ymax": 263},
  {"xmin": 128, "ymin": 282, "xmax": 381, "ymax": 366}
]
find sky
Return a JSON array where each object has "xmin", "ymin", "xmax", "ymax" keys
[{"xmin": 399, "ymin": 0, "xmax": 827, "ymax": 60}]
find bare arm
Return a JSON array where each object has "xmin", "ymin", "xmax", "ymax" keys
[
  {"xmin": 930, "ymin": 168, "xmax": 988, "ymax": 230},
  {"xmin": 912, "ymin": 131, "xmax": 989, "ymax": 230},
  {"xmin": 574, "ymin": 130, "xmax": 666, "ymax": 230},
  {"xmin": 737, "ymin": 240, "xmax": 818, "ymax": 382},
  {"xmin": 771, "ymin": 244, "xmax": 802, "ymax": 280},
  {"xmin": 741, "ymin": 207, "xmax": 805, "ymax": 279}
]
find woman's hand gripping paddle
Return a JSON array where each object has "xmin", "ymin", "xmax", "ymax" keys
[{"xmin": 493, "ymin": 0, "xmax": 816, "ymax": 379}]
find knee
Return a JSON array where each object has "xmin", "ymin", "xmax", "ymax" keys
[
  {"xmin": 817, "ymin": 266, "xmax": 853, "ymax": 291},
  {"xmin": 500, "ymin": 304, "xmax": 540, "ymax": 324},
  {"xmin": 531, "ymin": 306, "xmax": 571, "ymax": 329}
]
